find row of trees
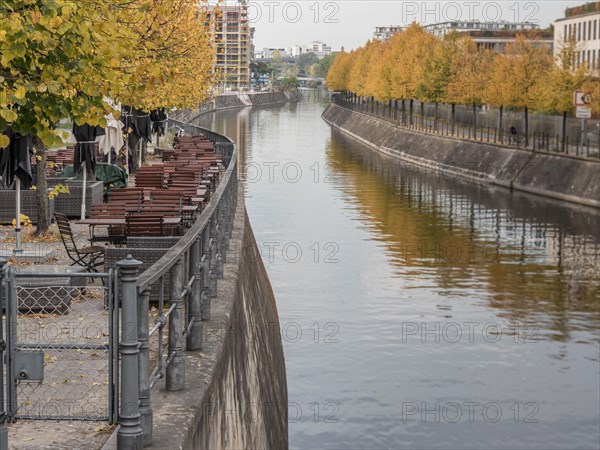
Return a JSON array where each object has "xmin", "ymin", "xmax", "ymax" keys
[
  {"xmin": 326, "ymin": 24, "xmax": 599, "ymax": 120},
  {"xmin": 1, "ymin": 0, "xmax": 217, "ymax": 233}
]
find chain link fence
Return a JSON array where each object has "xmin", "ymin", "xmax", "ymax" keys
[{"xmin": 4, "ymin": 270, "xmax": 117, "ymax": 422}]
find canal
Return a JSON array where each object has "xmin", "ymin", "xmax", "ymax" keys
[{"xmin": 197, "ymin": 92, "xmax": 600, "ymax": 449}]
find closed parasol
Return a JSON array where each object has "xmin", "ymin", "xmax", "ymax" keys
[
  {"xmin": 73, "ymin": 123, "xmax": 104, "ymax": 219},
  {"xmin": 0, "ymin": 129, "xmax": 33, "ymax": 253}
]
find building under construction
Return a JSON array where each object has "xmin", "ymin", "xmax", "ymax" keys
[{"xmin": 206, "ymin": 1, "xmax": 254, "ymax": 91}]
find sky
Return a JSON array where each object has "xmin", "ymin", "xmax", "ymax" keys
[{"xmin": 246, "ymin": 1, "xmax": 576, "ymax": 51}]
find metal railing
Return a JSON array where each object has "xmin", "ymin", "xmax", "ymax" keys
[
  {"xmin": 332, "ymin": 92, "xmax": 600, "ymax": 159},
  {"xmin": 116, "ymin": 120, "xmax": 238, "ymax": 448},
  {"xmin": 0, "ymin": 120, "xmax": 238, "ymax": 450}
]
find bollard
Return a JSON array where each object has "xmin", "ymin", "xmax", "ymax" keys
[
  {"xmin": 117, "ymin": 255, "xmax": 143, "ymax": 450},
  {"xmin": 167, "ymin": 259, "xmax": 185, "ymax": 391},
  {"xmin": 138, "ymin": 288, "xmax": 152, "ymax": 445},
  {"xmin": 0, "ymin": 259, "xmax": 8, "ymax": 450},
  {"xmin": 187, "ymin": 239, "xmax": 203, "ymax": 351}
]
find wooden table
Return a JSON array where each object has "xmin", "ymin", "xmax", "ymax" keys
[{"xmin": 77, "ymin": 217, "xmax": 182, "ymax": 241}]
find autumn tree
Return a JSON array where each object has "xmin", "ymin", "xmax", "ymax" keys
[
  {"xmin": 0, "ymin": 0, "xmax": 123, "ymax": 233},
  {"xmin": 325, "ymin": 51, "xmax": 353, "ymax": 91},
  {"xmin": 1, "ymin": 0, "xmax": 216, "ymax": 233},
  {"xmin": 490, "ymin": 33, "xmax": 553, "ymax": 146},
  {"xmin": 534, "ymin": 37, "xmax": 589, "ymax": 150},
  {"xmin": 420, "ymin": 32, "xmax": 462, "ymax": 130},
  {"xmin": 386, "ymin": 24, "xmax": 436, "ymax": 125}
]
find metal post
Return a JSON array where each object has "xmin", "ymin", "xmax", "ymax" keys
[
  {"xmin": 216, "ymin": 204, "xmax": 224, "ymax": 278},
  {"xmin": 81, "ymin": 161, "xmax": 87, "ymax": 220},
  {"xmin": 138, "ymin": 288, "xmax": 152, "ymax": 446},
  {"xmin": 14, "ymin": 180, "xmax": 22, "ymax": 254},
  {"xmin": 167, "ymin": 259, "xmax": 185, "ymax": 391},
  {"xmin": 209, "ymin": 217, "xmax": 218, "ymax": 297},
  {"xmin": 187, "ymin": 239, "xmax": 203, "ymax": 351},
  {"xmin": 201, "ymin": 227, "xmax": 211, "ymax": 320},
  {"xmin": 117, "ymin": 255, "xmax": 143, "ymax": 450},
  {"xmin": 0, "ymin": 259, "xmax": 8, "ymax": 450}
]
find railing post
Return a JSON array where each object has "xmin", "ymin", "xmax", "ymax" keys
[
  {"xmin": 138, "ymin": 288, "xmax": 152, "ymax": 446},
  {"xmin": 0, "ymin": 259, "xmax": 8, "ymax": 450},
  {"xmin": 167, "ymin": 259, "xmax": 185, "ymax": 391},
  {"xmin": 117, "ymin": 255, "xmax": 143, "ymax": 450},
  {"xmin": 187, "ymin": 239, "xmax": 203, "ymax": 351},
  {"xmin": 216, "ymin": 203, "xmax": 224, "ymax": 278},
  {"xmin": 209, "ymin": 217, "xmax": 218, "ymax": 297},
  {"xmin": 201, "ymin": 227, "xmax": 212, "ymax": 320}
]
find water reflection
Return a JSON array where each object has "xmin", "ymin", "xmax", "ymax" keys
[
  {"xmin": 196, "ymin": 94, "xmax": 600, "ymax": 449},
  {"xmin": 326, "ymin": 131, "xmax": 600, "ymax": 343}
]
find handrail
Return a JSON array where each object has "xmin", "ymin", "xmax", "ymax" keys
[
  {"xmin": 115, "ymin": 118, "xmax": 240, "ymax": 447},
  {"xmin": 136, "ymin": 121, "xmax": 237, "ymax": 293}
]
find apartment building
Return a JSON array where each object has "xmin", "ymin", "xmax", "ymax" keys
[
  {"xmin": 423, "ymin": 20, "xmax": 539, "ymax": 38},
  {"xmin": 554, "ymin": 2, "xmax": 600, "ymax": 72},
  {"xmin": 373, "ymin": 25, "xmax": 404, "ymax": 41},
  {"xmin": 373, "ymin": 20, "xmax": 551, "ymax": 52},
  {"xmin": 206, "ymin": 1, "xmax": 253, "ymax": 91}
]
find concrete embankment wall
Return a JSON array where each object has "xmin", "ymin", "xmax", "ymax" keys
[
  {"xmin": 172, "ymin": 91, "xmax": 293, "ymax": 123},
  {"xmin": 323, "ymin": 104, "xmax": 600, "ymax": 209},
  {"xmin": 103, "ymin": 184, "xmax": 288, "ymax": 450}
]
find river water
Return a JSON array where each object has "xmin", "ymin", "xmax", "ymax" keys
[{"xmin": 197, "ymin": 92, "xmax": 600, "ymax": 450}]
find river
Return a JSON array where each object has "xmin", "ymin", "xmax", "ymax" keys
[{"xmin": 197, "ymin": 91, "xmax": 600, "ymax": 449}]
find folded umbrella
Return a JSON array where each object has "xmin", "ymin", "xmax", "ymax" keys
[
  {"xmin": 0, "ymin": 128, "xmax": 33, "ymax": 252},
  {"xmin": 73, "ymin": 123, "xmax": 104, "ymax": 219}
]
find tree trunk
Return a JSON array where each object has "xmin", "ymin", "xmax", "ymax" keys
[
  {"xmin": 472, "ymin": 103, "xmax": 477, "ymax": 139},
  {"xmin": 434, "ymin": 102, "xmax": 439, "ymax": 131},
  {"xmin": 34, "ymin": 142, "xmax": 50, "ymax": 236},
  {"xmin": 142, "ymin": 139, "xmax": 147, "ymax": 164},
  {"xmin": 420, "ymin": 101, "xmax": 425, "ymax": 128},
  {"xmin": 499, "ymin": 105, "xmax": 504, "ymax": 143},
  {"xmin": 451, "ymin": 103, "xmax": 456, "ymax": 135},
  {"xmin": 561, "ymin": 111, "xmax": 567, "ymax": 152},
  {"xmin": 402, "ymin": 100, "xmax": 406, "ymax": 125},
  {"xmin": 409, "ymin": 99, "xmax": 414, "ymax": 126},
  {"xmin": 524, "ymin": 106, "xmax": 529, "ymax": 147}
]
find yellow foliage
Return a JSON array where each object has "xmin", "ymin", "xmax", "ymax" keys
[
  {"xmin": 12, "ymin": 214, "xmax": 32, "ymax": 228},
  {"xmin": 325, "ymin": 28, "xmax": 596, "ymax": 115}
]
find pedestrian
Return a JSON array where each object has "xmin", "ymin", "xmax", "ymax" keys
[{"xmin": 509, "ymin": 126, "xmax": 517, "ymax": 145}]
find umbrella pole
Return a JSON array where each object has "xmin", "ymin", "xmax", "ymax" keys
[
  {"xmin": 14, "ymin": 178, "xmax": 22, "ymax": 254},
  {"xmin": 81, "ymin": 161, "xmax": 87, "ymax": 220}
]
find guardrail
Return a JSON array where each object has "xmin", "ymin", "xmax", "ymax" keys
[
  {"xmin": 0, "ymin": 119, "xmax": 239, "ymax": 450},
  {"xmin": 332, "ymin": 92, "xmax": 600, "ymax": 159},
  {"xmin": 116, "ymin": 120, "xmax": 238, "ymax": 448}
]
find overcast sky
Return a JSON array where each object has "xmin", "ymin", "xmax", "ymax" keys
[{"xmin": 247, "ymin": 1, "xmax": 574, "ymax": 50}]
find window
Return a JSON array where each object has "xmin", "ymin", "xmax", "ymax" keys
[
  {"xmin": 589, "ymin": 20, "xmax": 592, "ymax": 40},
  {"xmin": 583, "ymin": 21, "xmax": 586, "ymax": 41},
  {"xmin": 564, "ymin": 24, "xmax": 568, "ymax": 39},
  {"xmin": 578, "ymin": 22, "xmax": 581, "ymax": 41},
  {"xmin": 593, "ymin": 49, "xmax": 596, "ymax": 70},
  {"xmin": 587, "ymin": 50, "xmax": 591, "ymax": 68},
  {"xmin": 594, "ymin": 20, "xmax": 598, "ymax": 40}
]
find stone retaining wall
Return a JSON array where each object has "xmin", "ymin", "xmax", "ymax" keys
[{"xmin": 323, "ymin": 104, "xmax": 600, "ymax": 209}]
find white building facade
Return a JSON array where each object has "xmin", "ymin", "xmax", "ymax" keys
[
  {"xmin": 373, "ymin": 25, "xmax": 404, "ymax": 41},
  {"xmin": 423, "ymin": 20, "xmax": 538, "ymax": 38},
  {"xmin": 554, "ymin": 3, "xmax": 600, "ymax": 73}
]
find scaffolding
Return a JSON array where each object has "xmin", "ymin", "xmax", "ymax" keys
[{"xmin": 208, "ymin": 0, "xmax": 253, "ymax": 92}]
